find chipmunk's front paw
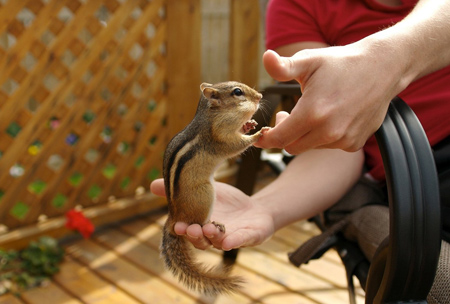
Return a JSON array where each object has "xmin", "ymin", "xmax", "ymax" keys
[
  {"xmin": 243, "ymin": 119, "xmax": 258, "ymax": 134},
  {"xmin": 211, "ymin": 221, "xmax": 226, "ymax": 233},
  {"xmin": 261, "ymin": 126, "xmax": 271, "ymax": 133},
  {"xmin": 256, "ymin": 126, "xmax": 271, "ymax": 138}
]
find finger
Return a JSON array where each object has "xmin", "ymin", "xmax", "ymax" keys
[
  {"xmin": 185, "ymin": 224, "xmax": 212, "ymax": 250},
  {"xmin": 150, "ymin": 179, "xmax": 166, "ymax": 197},
  {"xmin": 202, "ymin": 223, "xmax": 226, "ymax": 249},
  {"xmin": 221, "ymin": 230, "xmax": 261, "ymax": 251},
  {"xmin": 263, "ymin": 50, "xmax": 307, "ymax": 82},
  {"xmin": 316, "ymin": 130, "xmax": 369, "ymax": 152},
  {"xmin": 282, "ymin": 130, "xmax": 321, "ymax": 155},
  {"xmin": 282, "ymin": 121, "xmax": 346, "ymax": 154},
  {"xmin": 255, "ymin": 108, "xmax": 308, "ymax": 151},
  {"xmin": 282, "ymin": 126, "xmax": 365, "ymax": 154},
  {"xmin": 254, "ymin": 111, "xmax": 289, "ymax": 148},
  {"xmin": 275, "ymin": 111, "xmax": 289, "ymax": 125},
  {"xmin": 221, "ymin": 235, "xmax": 243, "ymax": 251},
  {"xmin": 174, "ymin": 222, "xmax": 188, "ymax": 235}
]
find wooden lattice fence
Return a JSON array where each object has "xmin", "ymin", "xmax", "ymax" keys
[
  {"xmin": 0, "ymin": 0, "xmax": 188, "ymax": 246},
  {"xmin": 0, "ymin": 0, "xmax": 264, "ymax": 249}
]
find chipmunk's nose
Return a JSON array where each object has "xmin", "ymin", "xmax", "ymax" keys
[{"xmin": 257, "ymin": 92, "xmax": 263, "ymax": 100}]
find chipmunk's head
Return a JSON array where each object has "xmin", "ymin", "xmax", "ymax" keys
[
  {"xmin": 200, "ymin": 82, "xmax": 262, "ymax": 107},
  {"xmin": 199, "ymin": 81, "xmax": 263, "ymax": 134}
]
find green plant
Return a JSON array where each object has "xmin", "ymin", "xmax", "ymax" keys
[{"xmin": 0, "ymin": 236, "xmax": 64, "ymax": 295}]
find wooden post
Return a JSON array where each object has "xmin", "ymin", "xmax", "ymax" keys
[
  {"xmin": 230, "ymin": 0, "xmax": 263, "ymax": 197},
  {"xmin": 166, "ymin": 0, "xmax": 202, "ymax": 138},
  {"xmin": 229, "ymin": 0, "xmax": 260, "ymax": 88}
]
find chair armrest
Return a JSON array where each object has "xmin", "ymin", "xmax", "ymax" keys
[{"xmin": 366, "ymin": 97, "xmax": 441, "ymax": 303}]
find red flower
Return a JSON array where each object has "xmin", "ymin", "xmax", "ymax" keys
[{"xmin": 65, "ymin": 209, "xmax": 95, "ymax": 238}]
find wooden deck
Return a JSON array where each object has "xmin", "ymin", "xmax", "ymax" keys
[{"xmin": 0, "ymin": 209, "xmax": 365, "ymax": 304}]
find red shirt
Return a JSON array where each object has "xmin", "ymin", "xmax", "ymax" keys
[{"xmin": 266, "ymin": 0, "xmax": 450, "ymax": 180}]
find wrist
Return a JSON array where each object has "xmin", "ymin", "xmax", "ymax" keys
[
  {"xmin": 252, "ymin": 186, "xmax": 299, "ymax": 233},
  {"xmin": 357, "ymin": 30, "xmax": 417, "ymax": 94},
  {"xmin": 362, "ymin": 0, "xmax": 450, "ymax": 82}
]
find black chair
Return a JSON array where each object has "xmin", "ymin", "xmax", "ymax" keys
[
  {"xmin": 229, "ymin": 84, "xmax": 443, "ymax": 304},
  {"xmin": 364, "ymin": 97, "xmax": 441, "ymax": 303}
]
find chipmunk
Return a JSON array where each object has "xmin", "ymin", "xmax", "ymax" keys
[{"xmin": 161, "ymin": 81, "xmax": 269, "ymax": 295}]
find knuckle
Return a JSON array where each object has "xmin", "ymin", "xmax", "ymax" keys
[
  {"xmin": 308, "ymin": 112, "xmax": 325, "ymax": 127},
  {"xmin": 322, "ymin": 128, "xmax": 345, "ymax": 144},
  {"xmin": 333, "ymin": 132, "xmax": 365, "ymax": 152},
  {"xmin": 345, "ymin": 138, "xmax": 366, "ymax": 152},
  {"xmin": 343, "ymin": 127, "xmax": 371, "ymax": 151},
  {"xmin": 308, "ymin": 104, "xmax": 330, "ymax": 124},
  {"xmin": 342, "ymin": 139, "xmax": 364, "ymax": 152}
]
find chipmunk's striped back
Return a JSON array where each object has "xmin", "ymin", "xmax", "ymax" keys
[{"xmin": 164, "ymin": 133, "xmax": 200, "ymax": 207}]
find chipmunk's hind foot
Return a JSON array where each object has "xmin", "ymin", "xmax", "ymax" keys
[{"xmin": 211, "ymin": 220, "xmax": 226, "ymax": 233}]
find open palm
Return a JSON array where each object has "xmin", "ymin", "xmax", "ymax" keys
[{"xmin": 150, "ymin": 179, "xmax": 275, "ymax": 251}]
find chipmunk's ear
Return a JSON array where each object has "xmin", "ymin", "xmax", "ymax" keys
[
  {"xmin": 200, "ymin": 83, "xmax": 220, "ymax": 107},
  {"xmin": 200, "ymin": 83, "xmax": 212, "ymax": 92}
]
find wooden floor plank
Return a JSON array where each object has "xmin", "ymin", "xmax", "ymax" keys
[
  {"xmin": 3, "ymin": 211, "xmax": 366, "ymax": 304},
  {"xmin": 273, "ymin": 223, "xmax": 345, "ymax": 265},
  {"xmin": 255, "ymin": 236, "xmax": 349, "ymax": 287},
  {"xmin": 93, "ymin": 227, "xmax": 253, "ymax": 304},
  {"xmin": 20, "ymin": 282, "xmax": 82, "ymax": 304},
  {"xmin": 236, "ymin": 247, "xmax": 353, "ymax": 303},
  {"xmin": 271, "ymin": 219, "xmax": 365, "ymax": 299},
  {"xmin": 116, "ymin": 218, "xmax": 318, "ymax": 304},
  {"xmin": 138, "ymin": 213, "xmax": 366, "ymax": 303},
  {"xmin": 52, "ymin": 257, "xmax": 140, "ymax": 304},
  {"xmin": 65, "ymin": 239, "xmax": 197, "ymax": 304},
  {"xmin": 263, "ymin": 231, "xmax": 363, "ymax": 294},
  {"xmin": 0, "ymin": 294, "xmax": 24, "ymax": 304},
  {"xmin": 92, "ymin": 227, "xmax": 205, "ymax": 300},
  {"xmin": 290, "ymin": 219, "xmax": 323, "ymax": 236}
]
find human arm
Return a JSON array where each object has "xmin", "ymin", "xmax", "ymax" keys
[
  {"xmin": 150, "ymin": 148, "xmax": 364, "ymax": 250},
  {"xmin": 256, "ymin": 0, "xmax": 450, "ymax": 154}
]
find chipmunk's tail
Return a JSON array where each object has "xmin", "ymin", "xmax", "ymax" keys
[{"xmin": 160, "ymin": 222, "xmax": 243, "ymax": 295}]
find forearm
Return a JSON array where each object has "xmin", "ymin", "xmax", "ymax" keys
[
  {"xmin": 252, "ymin": 149, "xmax": 364, "ymax": 231},
  {"xmin": 362, "ymin": 0, "xmax": 450, "ymax": 84}
]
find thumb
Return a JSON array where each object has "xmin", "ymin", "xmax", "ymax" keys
[
  {"xmin": 150, "ymin": 178, "xmax": 166, "ymax": 197},
  {"xmin": 263, "ymin": 50, "xmax": 306, "ymax": 82}
]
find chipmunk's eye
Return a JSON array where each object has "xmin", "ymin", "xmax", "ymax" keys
[{"xmin": 232, "ymin": 88, "xmax": 244, "ymax": 96}]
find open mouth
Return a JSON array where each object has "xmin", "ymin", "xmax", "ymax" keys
[{"xmin": 240, "ymin": 100, "xmax": 261, "ymax": 134}]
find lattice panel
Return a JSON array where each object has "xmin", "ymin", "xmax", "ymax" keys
[{"xmin": 0, "ymin": 0, "xmax": 167, "ymax": 230}]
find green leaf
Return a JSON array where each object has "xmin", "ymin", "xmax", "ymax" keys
[{"xmin": 0, "ymin": 237, "xmax": 64, "ymax": 293}]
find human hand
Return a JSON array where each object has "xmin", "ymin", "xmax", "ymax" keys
[
  {"xmin": 257, "ymin": 42, "xmax": 409, "ymax": 154},
  {"xmin": 150, "ymin": 179, "xmax": 275, "ymax": 251}
]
